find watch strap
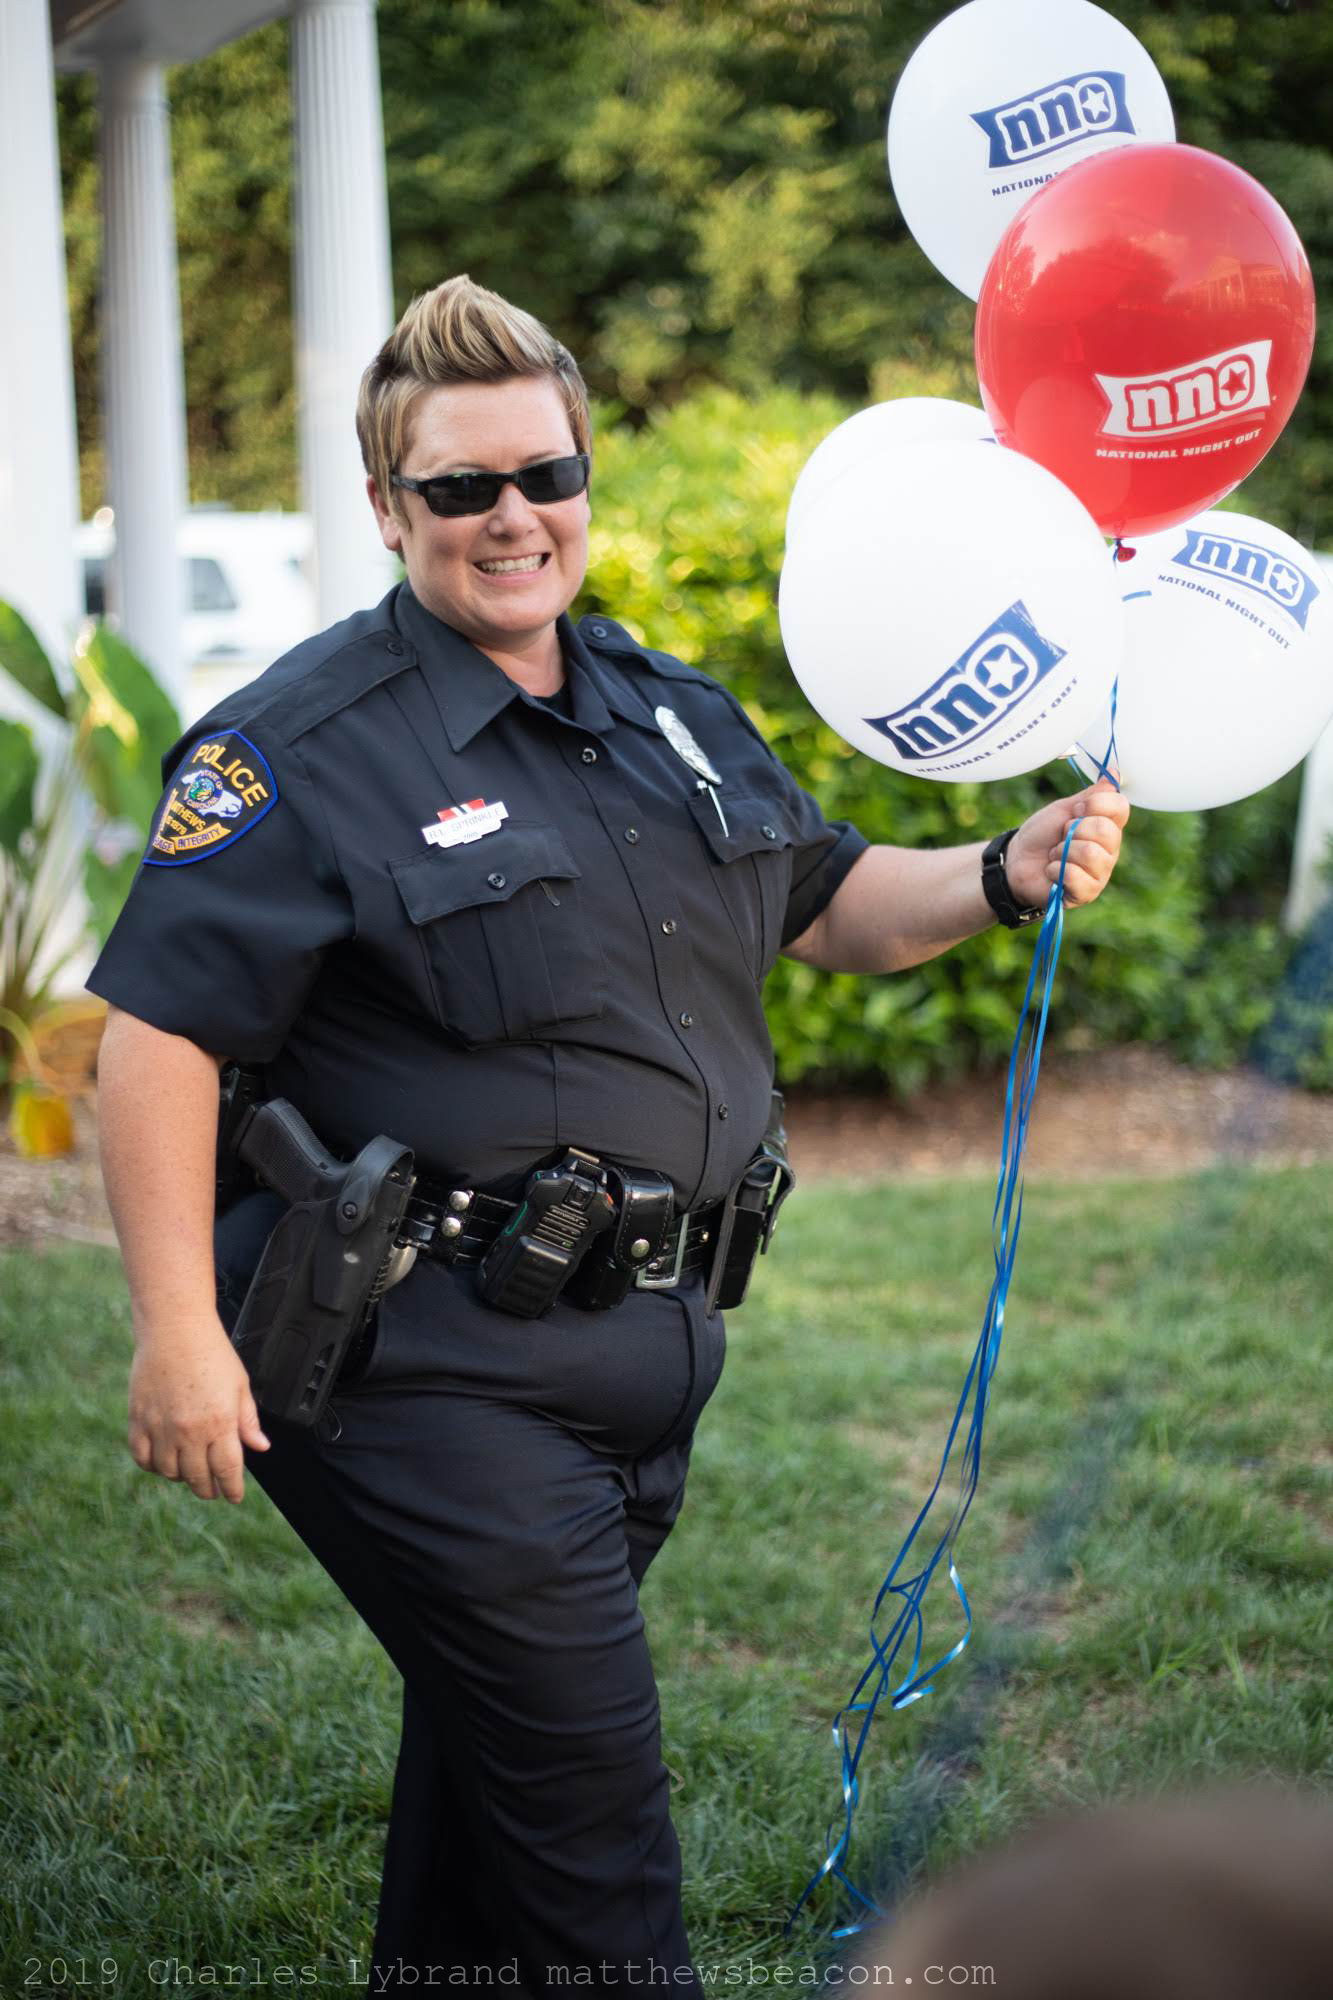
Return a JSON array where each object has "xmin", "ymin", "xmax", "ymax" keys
[{"xmin": 981, "ymin": 828, "xmax": 1045, "ymax": 929}]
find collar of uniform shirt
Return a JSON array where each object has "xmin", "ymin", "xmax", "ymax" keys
[
  {"xmin": 393, "ymin": 582, "xmax": 617, "ymax": 750},
  {"xmin": 568, "ymin": 615, "xmax": 710, "ymax": 737}
]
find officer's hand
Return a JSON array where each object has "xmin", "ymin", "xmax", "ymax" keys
[
  {"xmin": 127, "ymin": 1320, "xmax": 271, "ymax": 1504},
  {"xmin": 1004, "ymin": 783, "xmax": 1129, "ymax": 913}
]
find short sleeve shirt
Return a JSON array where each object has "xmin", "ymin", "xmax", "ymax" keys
[{"xmin": 87, "ymin": 585, "xmax": 868, "ymax": 1208}]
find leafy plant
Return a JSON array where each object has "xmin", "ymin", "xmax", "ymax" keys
[{"xmin": 0, "ymin": 602, "xmax": 179, "ymax": 1111}]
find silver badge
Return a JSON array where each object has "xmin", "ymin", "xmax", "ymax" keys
[{"xmin": 654, "ymin": 705, "xmax": 721, "ymax": 786}]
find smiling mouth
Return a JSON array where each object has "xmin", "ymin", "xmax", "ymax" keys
[{"xmin": 474, "ymin": 553, "xmax": 550, "ymax": 575}]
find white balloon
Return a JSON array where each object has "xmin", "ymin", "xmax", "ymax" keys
[
  {"xmin": 787, "ymin": 398, "xmax": 992, "ymax": 547},
  {"xmin": 1068, "ymin": 510, "xmax": 1333, "ymax": 811},
  {"xmin": 888, "ymin": 0, "xmax": 1175, "ymax": 300},
  {"xmin": 778, "ymin": 438, "xmax": 1123, "ymax": 783}
]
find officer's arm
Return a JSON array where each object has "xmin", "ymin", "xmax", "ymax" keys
[
  {"xmin": 783, "ymin": 841, "xmax": 995, "ymax": 973},
  {"xmin": 97, "ymin": 1005, "xmax": 270, "ymax": 1502},
  {"xmin": 784, "ymin": 784, "xmax": 1129, "ymax": 974}
]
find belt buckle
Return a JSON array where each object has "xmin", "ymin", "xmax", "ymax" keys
[{"xmin": 633, "ymin": 1214, "xmax": 688, "ymax": 1290}]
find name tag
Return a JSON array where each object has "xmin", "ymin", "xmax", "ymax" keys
[{"xmin": 422, "ymin": 798, "xmax": 509, "ymax": 848}]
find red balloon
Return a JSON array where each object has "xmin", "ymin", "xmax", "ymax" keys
[{"xmin": 974, "ymin": 145, "xmax": 1316, "ymax": 540}]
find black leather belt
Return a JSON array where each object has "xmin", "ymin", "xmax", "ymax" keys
[{"xmin": 406, "ymin": 1177, "xmax": 726, "ymax": 1289}]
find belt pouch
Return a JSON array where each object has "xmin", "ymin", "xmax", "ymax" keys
[
  {"xmin": 563, "ymin": 1167, "xmax": 675, "ymax": 1310},
  {"xmin": 704, "ymin": 1162, "xmax": 776, "ymax": 1313},
  {"xmin": 704, "ymin": 1091, "xmax": 796, "ymax": 1313}
]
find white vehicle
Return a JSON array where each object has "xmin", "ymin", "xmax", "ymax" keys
[{"xmin": 75, "ymin": 506, "xmax": 317, "ymax": 723}]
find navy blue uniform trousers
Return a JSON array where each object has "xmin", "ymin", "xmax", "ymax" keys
[{"xmin": 223, "ymin": 1220, "xmax": 725, "ymax": 1994}]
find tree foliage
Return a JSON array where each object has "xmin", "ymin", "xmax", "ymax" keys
[{"xmin": 56, "ymin": 0, "xmax": 1333, "ymax": 541}]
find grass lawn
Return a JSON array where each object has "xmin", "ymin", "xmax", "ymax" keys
[{"xmin": 2, "ymin": 1166, "xmax": 1330, "ymax": 1993}]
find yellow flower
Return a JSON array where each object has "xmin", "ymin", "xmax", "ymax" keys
[{"xmin": 9, "ymin": 1083, "xmax": 76, "ymax": 1159}]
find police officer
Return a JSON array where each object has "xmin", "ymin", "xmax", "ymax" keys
[{"xmin": 90, "ymin": 275, "xmax": 1127, "ymax": 1993}]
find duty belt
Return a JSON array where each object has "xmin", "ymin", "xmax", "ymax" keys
[
  {"xmin": 217, "ymin": 1075, "xmax": 795, "ymax": 1431},
  {"xmin": 405, "ymin": 1177, "xmax": 726, "ymax": 1290},
  {"xmin": 397, "ymin": 1130, "xmax": 793, "ymax": 1319}
]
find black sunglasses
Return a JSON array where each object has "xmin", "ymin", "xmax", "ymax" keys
[{"xmin": 391, "ymin": 452, "xmax": 590, "ymax": 518}]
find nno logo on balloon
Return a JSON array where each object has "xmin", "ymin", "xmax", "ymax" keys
[
  {"xmin": 971, "ymin": 71, "xmax": 1133, "ymax": 170},
  {"xmin": 1095, "ymin": 339, "xmax": 1272, "ymax": 441},
  {"xmin": 865, "ymin": 600, "xmax": 1069, "ymax": 768},
  {"xmin": 1171, "ymin": 530, "xmax": 1320, "ymax": 630}
]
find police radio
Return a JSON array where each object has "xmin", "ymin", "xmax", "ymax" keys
[{"xmin": 475, "ymin": 1149, "xmax": 616, "ymax": 1318}]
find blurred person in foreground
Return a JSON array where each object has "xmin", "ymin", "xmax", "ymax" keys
[
  {"xmin": 88, "ymin": 274, "xmax": 1127, "ymax": 1993},
  {"xmin": 843, "ymin": 1786, "xmax": 1333, "ymax": 1998}
]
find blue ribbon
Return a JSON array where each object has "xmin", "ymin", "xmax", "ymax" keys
[
  {"xmin": 1069, "ymin": 676, "xmax": 1121, "ymax": 791},
  {"xmin": 789, "ymin": 791, "xmax": 1117, "ymax": 1938},
  {"xmin": 1070, "ymin": 533, "xmax": 1129, "ymax": 786}
]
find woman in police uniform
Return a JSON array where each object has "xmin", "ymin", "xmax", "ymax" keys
[{"xmin": 91, "ymin": 276, "xmax": 1127, "ymax": 1993}]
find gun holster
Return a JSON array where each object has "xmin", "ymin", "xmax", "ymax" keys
[{"xmin": 223, "ymin": 1093, "xmax": 416, "ymax": 1429}]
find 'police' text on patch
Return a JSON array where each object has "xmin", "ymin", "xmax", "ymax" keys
[{"xmin": 145, "ymin": 732, "xmax": 278, "ymax": 866}]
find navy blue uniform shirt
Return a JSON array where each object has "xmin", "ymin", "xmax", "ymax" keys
[{"xmin": 87, "ymin": 584, "xmax": 867, "ymax": 1208}]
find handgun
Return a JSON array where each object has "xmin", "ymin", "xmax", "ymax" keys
[{"xmin": 226, "ymin": 1099, "xmax": 416, "ymax": 1428}]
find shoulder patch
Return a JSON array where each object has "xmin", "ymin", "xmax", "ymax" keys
[{"xmin": 143, "ymin": 732, "xmax": 278, "ymax": 867}]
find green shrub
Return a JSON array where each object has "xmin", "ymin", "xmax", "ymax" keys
[{"xmin": 579, "ymin": 389, "xmax": 1326, "ymax": 1090}]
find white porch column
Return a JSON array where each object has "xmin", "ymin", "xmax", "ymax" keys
[
  {"xmin": 99, "ymin": 56, "xmax": 189, "ymax": 705},
  {"xmin": 0, "ymin": 0, "xmax": 82, "ymax": 684},
  {"xmin": 291, "ymin": 0, "xmax": 396, "ymax": 628},
  {"xmin": 1285, "ymin": 723, "xmax": 1333, "ymax": 933}
]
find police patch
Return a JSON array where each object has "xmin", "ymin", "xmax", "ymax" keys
[{"xmin": 144, "ymin": 732, "xmax": 278, "ymax": 866}]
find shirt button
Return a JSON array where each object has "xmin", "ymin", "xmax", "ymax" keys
[
  {"xmin": 717, "ymin": 1103, "xmax": 730, "ymax": 1120},
  {"xmin": 487, "ymin": 872, "xmax": 506, "ymax": 889},
  {"xmin": 679, "ymin": 1011, "xmax": 694, "ymax": 1029},
  {"xmin": 762, "ymin": 824, "xmax": 777, "ymax": 840},
  {"xmin": 661, "ymin": 918, "xmax": 678, "ymax": 935},
  {"xmin": 624, "ymin": 827, "xmax": 640, "ymax": 844},
  {"xmin": 581, "ymin": 746, "xmax": 598, "ymax": 764},
  {"xmin": 386, "ymin": 639, "xmax": 404, "ymax": 656}
]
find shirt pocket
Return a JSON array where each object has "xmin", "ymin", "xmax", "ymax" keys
[
  {"xmin": 686, "ymin": 790, "xmax": 799, "ymax": 980},
  {"xmin": 389, "ymin": 820, "xmax": 608, "ymax": 1046}
]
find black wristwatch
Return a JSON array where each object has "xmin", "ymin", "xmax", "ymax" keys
[{"xmin": 981, "ymin": 828, "xmax": 1045, "ymax": 929}]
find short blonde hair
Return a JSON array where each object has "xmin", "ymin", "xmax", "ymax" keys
[{"xmin": 356, "ymin": 275, "xmax": 592, "ymax": 521}]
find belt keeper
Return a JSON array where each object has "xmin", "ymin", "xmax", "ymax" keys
[{"xmin": 410, "ymin": 1187, "xmax": 473, "ymax": 1263}]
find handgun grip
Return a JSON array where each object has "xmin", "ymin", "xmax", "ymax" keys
[{"xmin": 236, "ymin": 1099, "xmax": 345, "ymax": 1207}]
